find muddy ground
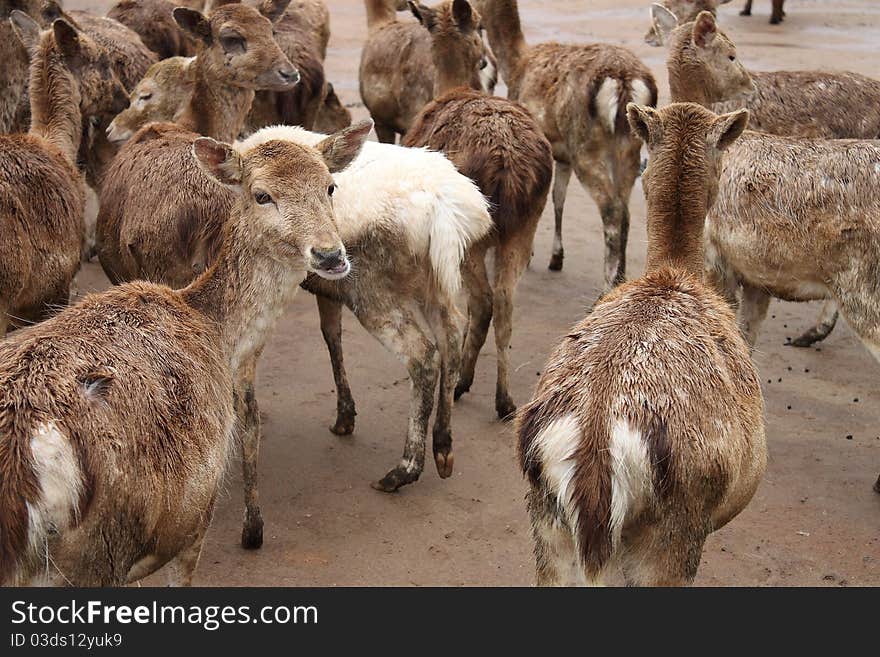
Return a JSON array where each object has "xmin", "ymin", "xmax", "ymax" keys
[{"xmin": 68, "ymin": 0, "xmax": 879, "ymax": 585}]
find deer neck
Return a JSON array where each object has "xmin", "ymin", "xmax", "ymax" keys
[
  {"xmin": 177, "ymin": 57, "xmax": 254, "ymax": 142},
  {"xmin": 28, "ymin": 43, "xmax": 82, "ymax": 166},
  {"xmin": 668, "ymin": 66, "xmax": 713, "ymax": 107},
  {"xmin": 182, "ymin": 208, "xmax": 305, "ymax": 373},
  {"xmin": 433, "ymin": 55, "xmax": 480, "ymax": 96},
  {"xmin": 644, "ymin": 167, "xmax": 708, "ymax": 279},
  {"xmin": 479, "ymin": 0, "xmax": 528, "ymax": 92},
  {"xmin": 365, "ymin": 0, "xmax": 396, "ymax": 29}
]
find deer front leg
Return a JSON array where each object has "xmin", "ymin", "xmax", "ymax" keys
[
  {"xmin": 359, "ymin": 307, "xmax": 439, "ymax": 492},
  {"xmin": 790, "ymin": 300, "xmax": 838, "ymax": 348},
  {"xmin": 739, "ymin": 283, "xmax": 771, "ymax": 348},
  {"xmin": 236, "ymin": 357, "xmax": 263, "ymax": 549},
  {"xmin": 740, "ymin": 0, "xmax": 753, "ymax": 15},
  {"xmin": 549, "ymin": 161, "xmax": 571, "ymax": 271},
  {"xmin": 770, "ymin": 0, "xmax": 784, "ymax": 23},
  {"xmin": 316, "ymin": 294, "xmax": 356, "ymax": 435}
]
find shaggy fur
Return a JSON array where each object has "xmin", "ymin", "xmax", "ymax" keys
[
  {"xmin": 517, "ymin": 103, "xmax": 765, "ymax": 586},
  {"xmin": 108, "ymin": 0, "xmax": 198, "ymax": 59},
  {"xmin": 404, "ymin": 0, "xmax": 553, "ymax": 420},
  {"xmin": 0, "ymin": 0, "xmax": 41, "ymax": 134},
  {"xmin": 473, "ymin": 0, "xmax": 657, "ymax": 284}
]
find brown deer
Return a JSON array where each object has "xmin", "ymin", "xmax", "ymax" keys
[
  {"xmin": 663, "ymin": 12, "xmax": 880, "ymax": 494},
  {"xmin": 0, "ymin": 124, "xmax": 367, "ymax": 586},
  {"xmin": 654, "ymin": 3, "xmax": 880, "ymax": 347},
  {"xmin": 0, "ymin": 0, "xmax": 41, "ymax": 134},
  {"xmin": 644, "ymin": 0, "xmax": 732, "ymax": 45},
  {"xmin": 473, "ymin": 0, "xmax": 656, "ymax": 283},
  {"xmin": 740, "ymin": 0, "xmax": 785, "ymax": 24},
  {"xmin": 313, "ymin": 82, "xmax": 352, "ymax": 134},
  {"xmin": 0, "ymin": 12, "xmax": 129, "ymax": 339},
  {"xmin": 517, "ymin": 102, "xmax": 765, "ymax": 586},
  {"xmin": 108, "ymin": 0, "xmax": 198, "ymax": 59},
  {"xmin": 96, "ymin": 1, "xmax": 298, "ymax": 288},
  {"xmin": 359, "ymin": 0, "xmax": 495, "ymax": 144},
  {"xmin": 403, "ymin": 0, "xmax": 553, "ymax": 420}
]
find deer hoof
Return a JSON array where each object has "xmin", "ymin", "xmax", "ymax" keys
[
  {"xmin": 241, "ymin": 519, "xmax": 264, "ymax": 550},
  {"xmin": 330, "ymin": 414, "xmax": 355, "ymax": 436},
  {"xmin": 371, "ymin": 467, "xmax": 420, "ymax": 493},
  {"xmin": 434, "ymin": 450, "xmax": 454, "ymax": 479},
  {"xmin": 496, "ymin": 396, "xmax": 517, "ymax": 421},
  {"xmin": 548, "ymin": 252, "xmax": 564, "ymax": 271},
  {"xmin": 454, "ymin": 380, "xmax": 471, "ymax": 401}
]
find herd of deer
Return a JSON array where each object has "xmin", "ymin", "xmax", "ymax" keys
[{"xmin": 0, "ymin": 0, "xmax": 875, "ymax": 587}]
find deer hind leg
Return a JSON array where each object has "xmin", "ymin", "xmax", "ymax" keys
[
  {"xmin": 790, "ymin": 300, "xmax": 839, "ymax": 348},
  {"xmin": 165, "ymin": 507, "xmax": 214, "ymax": 587},
  {"xmin": 374, "ymin": 123, "xmax": 396, "ymax": 144},
  {"xmin": 548, "ymin": 160, "xmax": 572, "ymax": 271},
  {"xmin": 427, "ymin": 302, "xmax": 464, "ymax": 479},
  {"xmin": 527, "ymin": 488, "xmax": 594, "ymax": 586},
  {"xmin": 493, "ymin": 226, "xmax": 537, "ymax": 420},
  {"xmin": 358, "ymin": 306, "xmax": 439, "ymax": 492},
  {"xmin": 316, "ymin": 295, "xmax": 356, "ymax": 435},
  {"xmin": 236, "ymin": 357, "xmax": 264, "ymax": 549},
  {"xmin": 738, "ymin": 283, "xmax": 771, "ymax": 348},
  {"xmin": 620, "ymin": 520, "xmax": 708, "ymax": 587},
  {"xmin": 573, "ymin": 153, "xmax": 626, "ymax": 289},
  {"xmin": 456, "ymin": 244, "xmax": 492, "ymax": 401},
  {"xmin": 770, "ymin": 0, "xmax": 784, "ymax": 23},
  {"xmin": 740, "ymin": 0, "xmax": 753, "ymax": 16}
]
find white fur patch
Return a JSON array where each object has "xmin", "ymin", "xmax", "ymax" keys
[
  {"xmin": 528, "ymin": 415, "xmax": 582, "ymax": 528},
  {"xmin": 595, "ymin": 78, "xmax": 619, "ymax": 133},
  {"xmin": 236, "ymin": 126, "xmax": 493, "ymax": 298},
  {"xmin": 630, "ymin": 79, "xmax": 654, "ymax": 109},
  {"xmin": 26, "ymin": 422, "xmax": 83, "ymax": 554},
  {"xmin": 608, "ymin": 419, "xmax": 652, "ymax": 549}
]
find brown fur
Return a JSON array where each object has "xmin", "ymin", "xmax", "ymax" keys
[
  {"xmin": 517, "ymin": 103, "xmax": 765, "ymax": 586},
  {"xmin": 404, "ymin": 0, "xmax": 552, "ymax": 419},
  {"xmin": 474, "ymin": 0, "xmax": 657, "ymax": 285},
  {"xmin": 0, "ymin": 0, "xmax": 41, "ymax": 134},
  {"xmin": 108, "ymin": 0, "xmax": 198, "ymax": 59},
  {"xmin": 0, "ymin": 131, "xmax": 362, "ymax": 586},
  {"xmin": 643, "ymin": 0, "xmax": 730, "ymax": 45},
  {"xmin": 96, "ymin": 2, "xmax": 297, "ymax": 287},
  {"xmin": 313, "ymin": 82, "xmax": 352, "ymax": 133}
]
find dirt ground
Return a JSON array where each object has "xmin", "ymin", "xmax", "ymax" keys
[{"xmin": 66, "ymin": 0, "xmax": 879, "ymax": 585}]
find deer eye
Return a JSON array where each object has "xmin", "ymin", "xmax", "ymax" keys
[
  {"xmin": 254, "ymin": 191, "xmax": 273, "ymax": 205},
  {"xmin": 728, "ymin": 55, "xmax": 736, "ymax": 61},
  {"xmin": 328, "ymin": 183, "xmax": 336, "ymax": 197},
  {"xmin": 139, "ymin": 93, "xmax": 152, "ymax": 101}
]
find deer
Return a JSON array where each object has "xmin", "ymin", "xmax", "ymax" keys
[
  {"xmin": 0, "ymin": 122, "xmax": 368, "ymax": 587},
  {"xmin": 652, "ymin": 3, "xmax": 880, "ymax": 348},
  {"xmin": 740, "ymin": 0, "xmax": 784, "ymax": 24},
  {"xmin": 471, "ymin": 0, "xmax": 656, "ymax": 284},
  {"xmin": 662, "ymin": 11, "xmax": 880, "ymax": 494},
  {"xmin": 313, "ymin": 82, "xmax": 352, "ymax": 134},
  {"xmin": 108, "ymin": 0, "xmax": 198, "ymax": 59},
  {"xmin": 516, "ymin": 102, "xmax": 766, "ymax": 586},
  {"xmin": 0, "ymin": 0, "xmax": 42, "ymax": 134},
  {"xmin": 96, "ymin": 1, "xmax": 299, "ymax": 289},
  {"xmin": 0, "ymin": 12, "xmax": 129, "ymax": 339},
  {"xmin": 359, "ymin": 0, "xmax": 496, "ymax": 144},
  {"xmin": 403, "ymin": 0, "xmax": 553, "ymax": 421},
  {"xmin": 644, "ymin": 0, "xmax": 733, "ymax": 45}
]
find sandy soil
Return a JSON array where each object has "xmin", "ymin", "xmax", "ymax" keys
[{"xmin": 67, "ymin": 0, "xmax": 879, "ymax": 585}]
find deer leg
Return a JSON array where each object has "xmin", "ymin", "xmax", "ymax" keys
[
  {"xmin": 620, "ymin": 520, "xmax": 707, "ymax": 587},
  {"xmin": 236, "ymin": 358, "xmax": 264, "ymax": 549},
  {"xmin": 740, "ymin": 0, "xmax": 753, "ymax": 16},
  {"xmin": 164, "ymin": 509, "xmax": 213, "ymax": 587},
  {"xmin": 493, "ymin": 226, "xmax": 536, "ymax": 420},
  {"xmin": 548, "ymin": 160, "xmax": 572, "ymax": 271},
  {"xmin": 374, "ymin": 123, "xmax": 396, "ymax": 144},
  {"xmin": 427, "ymin": 303, "xmax": 464, "ymax": 479},
  {"xmin": 456, "ymin": 245, "xmax": 492, "ymax": 400},
  {"xmin": 739, "ymin": 283, "xmax": 771, "ymax": 348},
  {"xmin": 770, "ymin": 0, "xmax": 784, "ymax": 23},
  {"xmin": 574, "ymin": 155, "xmax": 626, "ymax": 289},
  {"xmin": 790, "ymin": 300, "xmax": 839, "ymax": 348},
  {"xmin": 527, "ymin": 488, "xmax": 592, "ymax": 586},
  {"xmin": 316, "ymin": 295, "xmax": 356, "ymax": 435},
  {"xmin": 358, "ymin": 307, "xmax": 439, "ymax": 492}
]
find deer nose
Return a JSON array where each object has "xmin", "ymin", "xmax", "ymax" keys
[
  {"xmin": 313, "ymin": 247, "xmax": 343, "ymax": 266},
  {"xmin": 278, "ymin": 67, "xmax": 300, "ymax": 85}
]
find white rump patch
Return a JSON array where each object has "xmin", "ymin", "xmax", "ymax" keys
[
  {"xmin": 528, "ymin": 415, "xmax": 582, "ymax": 528},
  {"xmin": 26, "ymin": 422, "xmax": 83, "ymax": 553},
  {"xmin": 608, "ymin": 419, "xmax": 652, "ymax": 549},
  {"xmin": 596, "ymin": 78, "xmax": 620, "ymax": 133},
  {"xmin": 630, "ymin": 79, "xmax": 654, "ymax": 109}
]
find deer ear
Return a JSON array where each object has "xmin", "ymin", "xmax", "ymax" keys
[
  {"xmin": 316, "ymin": 119, "xmax": 372, "ymax": 173},
  {"xmin": 40, "ymin": 0, "xmax": 66, "ymax": 25},
  {"xmin": 53, "ymin": 18, "xmax": 84, "ymax": 62},
  {"xmin": 692, "ymin": 10, "xmax": 717, "ymax": 48},
  {"xmin": 408, "ymin": 1, "xmax": 437, "ymax": 31},
  {"xmin": 709, "ymin": 108, "xmax": 749, "ymax": 151},
  {"xmin": 9, "ymin": 10, "xmax": 41, "ymax": 57},
  {"xmin": 258, "ymin": 0, "xmax": 291, "ymax": 24},
  {"xmin": 452, "ymin": 0, "xmax": 476, "ymax": 33},
  {"xmin": 626, "ymin": 103, "xmax": 662, "ymax": 145},
  {"xmin": 650, "ymin": 3, "xmax": 678, "ymax": 46},
  {"xmin": 193, "ymin": 137, "xmax": 243, "ymax": 189},
  {"xmin": 173, "ymin": 7, "xmax": 212, "ymax": 45}
]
